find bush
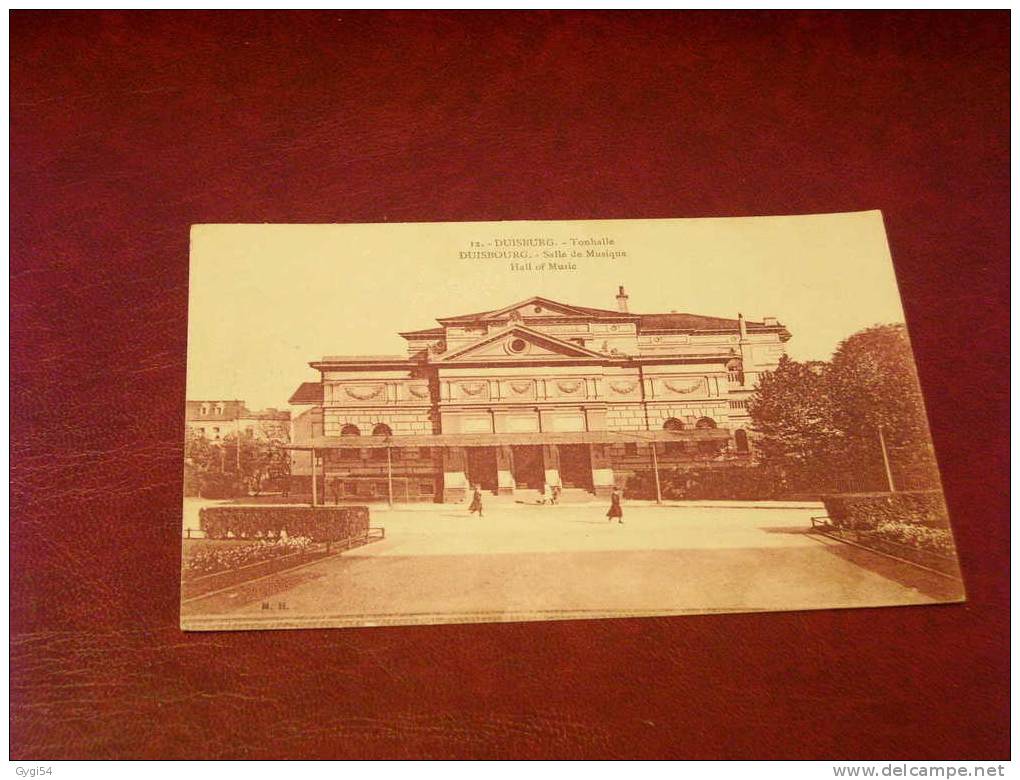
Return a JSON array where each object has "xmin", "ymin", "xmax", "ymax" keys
[
  {"xmin": 199, "ymin": 505, "xmax": 370, "ymax": 541},
  {"xmin": 821, "ymin": 491, "xmax": 949, "ymax": 531},
  {"xmin": 624, "ymin": 466, "xmax": 780, "ymax": 501}
]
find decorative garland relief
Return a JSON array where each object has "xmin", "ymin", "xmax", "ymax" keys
[
  {"xmin": 344, "ymin": 384, "xmax": 384, "ymax": 401},
  {"xmin": 664, "ymin": 379, "xmax": 704, "ymax": 395},
  {"xmin": 459, "ymin": 382, "xmax": 487, "ymax": 397}
]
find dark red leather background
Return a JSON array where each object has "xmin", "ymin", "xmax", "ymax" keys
[{"xmin": 10, "ymin": 11, "xmax": 1009, "ymax": 759}]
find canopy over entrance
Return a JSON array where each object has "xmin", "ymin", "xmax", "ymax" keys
[{"xmin": 284, "ymin": 428, "xmax": 731, "ymax": 450}]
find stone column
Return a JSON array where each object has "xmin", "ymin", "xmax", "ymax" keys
[
  {"xmin": 542, "ymin": 444, "xmax": 561, "ymax": 490},
  {"xmin": 496, "ymin": 446, "xmax": 515, "ymax": 496},
  {"xmin": 590, "ymin": 444, "xmax": 615, "ymax": 497},
  {"xmin": 441, "ymin": 446, "xmax": 468, "ymax": 503}
]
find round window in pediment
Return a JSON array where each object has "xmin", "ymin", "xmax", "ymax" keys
[{"xmin": 507, "ymin": 337, "xmax": 529, "ymax": 354}]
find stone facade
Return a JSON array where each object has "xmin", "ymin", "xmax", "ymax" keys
[{"xmin": 289, "ymin": 291, "xmax": 790, "ymax": 503}]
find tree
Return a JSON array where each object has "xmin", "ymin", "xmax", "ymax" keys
[
  {"xmin": 748, "ymin": 323, "xmax": 940, "ymax": 494},
  {"xmin": 184, "ymin": 431, "xmax": 238, "ymax": 498},
  {"xmin": 748, "ymin": 355, "xmax": 843, "ymax": 491},
  {"xmin": 184, "ymin": 431, "xmax": 291, "ymax": 497},
  {"xmin": 221, "ymin": 433, "xmax": 291, "ymax": 495},
  {"xmin": 828, "ymin": 324, "xmax": 939, "ymax": 489}
]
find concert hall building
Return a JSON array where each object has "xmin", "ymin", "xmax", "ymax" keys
[{"xmin": 287, "ymin": 288, "xmax": 790, "ymax": 504}]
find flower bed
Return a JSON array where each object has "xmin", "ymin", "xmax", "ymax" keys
[
  {"xmin": 823, "ymin": 525, "xmax": 960, "ymax": 577},
  {"xmin": 821, "ymin": 491, "xmax": 949, "ymax": 530},
  {"xmin": 818, "ymin": 491, "xmax": 960, "ymax": 575},
  {"xmin": 183, "ymin": 536, "xmax": 313, "ymax": 577},
  {"xmin": 199, "ymin": 505, "xmax": 369, "ymax": 542},
  {"xmin": 868, "ymin": 521, "xmax": 956, "ymax": 557}
]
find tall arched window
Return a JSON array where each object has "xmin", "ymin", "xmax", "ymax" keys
[
  {"xmin": 695, "ymin": 416, "xmax": 720, "ymax": 455},
  {"xmin": 734, "ymin": 429, "xmax": 750, "ymax": 453},
  {"xmin": 370, "ymin": 423, "xmax": 392, "ymax": 461},
  {"xmin": 340, "ymin": 424, "xmax": 360, "ymax": 436},
  {"xmin": 663, "ymin": 417, "xmax": 685, "ymax": 455}
]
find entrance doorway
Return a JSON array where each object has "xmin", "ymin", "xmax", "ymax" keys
[
  {"xmin": 465, "ymin": 447, "xmax": 498, "ymax": 493},
  {"xmin": 511, "ymin": 445, "xmax": 545, "ymax": 489},
  {"xmin": 558, "ymin": 444, "xmax": 594, "ymax": 490}
]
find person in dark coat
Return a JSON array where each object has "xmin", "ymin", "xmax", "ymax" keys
[
  {"xmin": 606, "ymin": 486, "xmax": 623, "ymax": 523},
  {"xmin": 468, "ymin": 485, "xmax": 484, "ymax": 517}
]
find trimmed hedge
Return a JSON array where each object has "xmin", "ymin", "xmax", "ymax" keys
[
  {"xmin": 821, "ymin": 491, "xmax": 950, "ymax": 531},
  {"xmin": 199, "ymin": 505, "xmax": 370, "ymax": 541},
  {"xmin": 624, "ymin": 466, "xmax": 779, "ymax": 501}
]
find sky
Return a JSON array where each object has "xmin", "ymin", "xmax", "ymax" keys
[{"xmin": 186, "ymin": 211, "xmax": 906, "ymax": 410}]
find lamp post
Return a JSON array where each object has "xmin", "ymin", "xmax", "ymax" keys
[
  {"xmin": 650, "ymin": 440, "xmax": 663, "ymax": 505},
  {"xmin": 878, "ymin": 425, "xmax": 896, "ymax": 493},
  {"xmin": 310, "ymin": 448, "xmax": 318, "ymax": 507},
  {"xmin": 386, "ymin": 439, "xmax": 394, "ymax": 509}
]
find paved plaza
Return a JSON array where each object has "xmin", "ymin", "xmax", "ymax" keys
[{"xmin": 180, "ymin": 500, "xmax": 962, "ymax": 629}]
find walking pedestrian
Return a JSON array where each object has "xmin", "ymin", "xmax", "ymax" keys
[
  {"xmin": 468, "ymin": 485, "xmax": 484, "ymax": 518},
  {"xmin": 606, "ymin": 486, "xmax": 623, "ymax": 523}
]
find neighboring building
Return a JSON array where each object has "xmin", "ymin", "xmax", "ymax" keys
[
  {"xmin": 287, "ymin": 289, "xmax": 790, "ymax": 503},
  {"xmin": 186, "ymin": 400, "xmax": 291, "ymax": 442},
  {"xmin": 287, "ymin": 382, "xmax": 324, "ymax": 479}
]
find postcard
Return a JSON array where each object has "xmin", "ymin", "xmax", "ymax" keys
[{"xmin": 181, "ymin": 212, "xmax": 964, "ymax": 630}]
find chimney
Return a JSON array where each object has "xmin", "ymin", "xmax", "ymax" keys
[
  {"xmin": 738, "ymin": 312, "xmax": 748, "ymax": 340},
  {"xmin": 616, "ymin": 285, "xmax": 629, "ymax": 313}
]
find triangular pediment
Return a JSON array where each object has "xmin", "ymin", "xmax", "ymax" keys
[
  {"xmin": 438, "ymin": 325, "xmax": 607, "ymax": 362},
  {"xmin": 437, "ymin": 296, "xmax": 626, "ymax": 325}
]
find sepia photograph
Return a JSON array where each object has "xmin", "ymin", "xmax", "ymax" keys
[
  {"xmin": 180, "ymin": 212, "xmax": 964, "ymax": 630},
  {"xmin": 11, "ymin": 7, "xmax": 1007, "ymax": 764}
]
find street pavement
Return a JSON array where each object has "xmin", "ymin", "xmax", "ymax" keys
[{"xmin": 180, "ymin": 502, "xmax": 964, "ymax": 629}]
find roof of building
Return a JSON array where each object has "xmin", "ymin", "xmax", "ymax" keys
[
  {"xmin": 409, "ymin": 295, "xmax": 786, "ymax": 336},
  {"xmin": 242, "ymin": 408, "xmax": 291, "ymax": 421},
  {"xmin": 398, "ymin": 326, "xmax": 445, "ymax": 338},
  {"xmin": 436, "ymin": 296, "xmax": 629, "ymax": 324},
  {"xmin": 639, "ymin": 313, "xmax": 746, "ymax": 331},
  {"xmin": 288, "ymin": 382, "xmax": 323, "ymax": 405}
]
